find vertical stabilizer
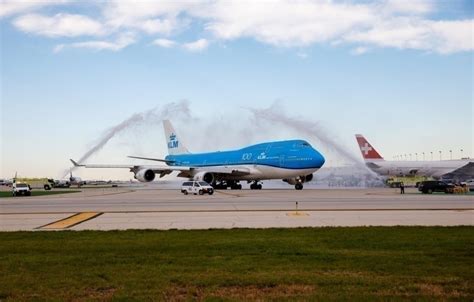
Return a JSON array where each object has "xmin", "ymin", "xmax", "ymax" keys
[
  {"xmin": 355, "ymin": 134, "xmax": 384, "ymax": 161},
  {"xmin": 163, "ymin": 120, "xmax": 190, "ymax": 155}
]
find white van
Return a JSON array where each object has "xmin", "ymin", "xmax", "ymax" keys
[
  {"xmin": 12, "ymin": 183, "xmax": 32, "ymax": 196},
  {"xmin": 181, "ymin": 181, "xmax": 214, "ymax": 195}
]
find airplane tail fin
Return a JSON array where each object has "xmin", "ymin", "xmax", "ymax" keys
[
  {"xmin": 355, "ymin": 134, "xmax": 384, "ymax": 161},
  {"xmin": 163, "ymin": 120, "xmax": 190, "ymax": 155}
]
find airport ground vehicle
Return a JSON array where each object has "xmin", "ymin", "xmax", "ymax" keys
[
  {"xmin": 16, "ymin": 178, "xmax": 57, "ymax": 190},
  {"xmin": 12, "ymin": 183, "xmax": 31, "ymax": 196},
  {"xmin": 418, "ymin": 181, "xmax": 454, "ymax": 194},
  {"xmin": 181, "ymin": 181, "xmax": 214, "ymax": 195},
  {"xmin": 462, "ymin": 179, "xmax": 474, "ymax": 191}
]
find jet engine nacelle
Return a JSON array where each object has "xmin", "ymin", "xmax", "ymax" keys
[
  {"xmin": 193, "ymin": 171, "xmax": 215, "ymax": 184},
  {"xmin": 135, "ymin": 169, "xmax": 155, "ymax": 182},
  {"xmin": 283, "ymin": 174, "xmax": 313, "ymax": 185}
]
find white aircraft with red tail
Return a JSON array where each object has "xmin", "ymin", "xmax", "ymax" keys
[{"xmin": 355, "ymin": 134, "xmax": 472, "ymax": 179}]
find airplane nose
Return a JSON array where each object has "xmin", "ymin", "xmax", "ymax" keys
[{"xmin": 312, "ymin": 149, "xmax": 325, "ymax": 168}]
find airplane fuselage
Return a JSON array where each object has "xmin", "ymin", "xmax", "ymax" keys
[
  {"xmin": 165, "ymin": 139, "xmax": 325, "ymax": 181},
  {"xmin": 365, "ymin": 159, "xmax": 471, "ymax": 178}
]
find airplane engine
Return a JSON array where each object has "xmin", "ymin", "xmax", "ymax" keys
[
  {"xmin": 283, "ymin": 174, "xmax": 313, "ymax": 185},
  {"xmin": 135, "ymin": 169, "xmax": 155, "ymax": 182},
  {"xmin": 193, "ymin": 172, "xmax": 215, "ymax": 184}
]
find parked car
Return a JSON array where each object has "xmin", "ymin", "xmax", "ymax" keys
[
  {"xmin": 181, "ymin": 181, "xmax": 214, "ymax": 195},
  {"xmin": 418, "ymin": 181, "xmax": 454, "ymax": 194}
]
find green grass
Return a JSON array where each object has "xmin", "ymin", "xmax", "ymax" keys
[
  {"xmin": 0, "ymin": 227, "xmax": 472, "ymax": 301},
  {"xmin": 0, "ymin": 190, "xmax": 81, "ymax": 198}
]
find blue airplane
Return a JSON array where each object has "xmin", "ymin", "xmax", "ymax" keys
[{"xmin": 71, "ymin": 120, "xmax": 325, "ymax": 190}]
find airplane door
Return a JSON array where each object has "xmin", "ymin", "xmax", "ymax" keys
[{"xmin": 279, "ymin": 155, "xmax": 285, "ymax": 168}]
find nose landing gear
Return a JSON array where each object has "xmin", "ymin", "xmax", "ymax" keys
[{"xmin": 295, "ymin": 183, "xmax": 303, "ymax": 190}]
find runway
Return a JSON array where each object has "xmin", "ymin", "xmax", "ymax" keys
[{"xmin": 0, "ymin": 187, "xmax": 472, "ymax": 231}]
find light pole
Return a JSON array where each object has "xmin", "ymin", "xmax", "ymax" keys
[
  {"xmin": 430, "ymin": 151, "xmax": 433, "ymax": 161},
  {"xmin": 449, "ymin": 150, "xmax": 452, "ymax": 160},
  {"xmin": 422, "ymin": 152, "xmax": 425, "ymax": 161},
  {"xmin": 461, "ymin": 149, "xmax": 464, "ymax": 159},
  {"xmin": 415, "ymin": 153, "xmax": 418, "ymax": 161},
  {"xmin": 409, "ymin": 153, "xmax": 412, "ymax": 161},
  {"xmin": 439, "ymin": 150, "xmax": 442, "ymax": 160}
]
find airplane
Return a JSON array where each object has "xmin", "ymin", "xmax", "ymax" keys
[
  {"xmin": 70, "ymin": 120, "xmax": 326, "ymax": 190},
  {"xmin": 0, "ymin": 178, "xmax": 13, "ymax": 186},
  {"xmin": 355, "ymin": 134, "xmax": 472, "ymax": 179},
  {"xmin": 68, "ymin": 171, "xmax": 85, "ymax": 187}
]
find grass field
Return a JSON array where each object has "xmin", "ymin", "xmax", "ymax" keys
[
  {"xmin": 0, "ymin": 190, "xmax": 81, "ymax": 198},
  {"xmin": 0, "ymin": 227, "xmax": 472, "ymax": 301}
]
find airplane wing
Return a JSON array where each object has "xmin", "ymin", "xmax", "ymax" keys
[
  {"xmin": 127, "ymin": 155, "xmax": 175, "ymax": 163},
  {"xmin": 70, "ymin": 159, "xmax": 191, "ymax": 171},
  {"xmin": 70, "ymin": 159, "xmax": 250, "ymax": 179}
]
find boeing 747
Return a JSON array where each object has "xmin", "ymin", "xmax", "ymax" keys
[{"xmin": 71, "ymin": 121, "xmax": 325, "ymax": 190}]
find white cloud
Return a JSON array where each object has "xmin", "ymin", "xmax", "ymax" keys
[
  {"xmin": 345, "ymin": 18, "xmax": 474, "ymax": 54},
  {"xmin": 13, "ymin": 13, "xmax": 104, "ymax": 37},
  {"xmin": 102, "ymin": 1, "xmax": 194, "ymax": 35},
  {"xmin": 0, "ymin": 0, "xmax": 70, "ymax": 18},
  {"xmin": 54, "ymin": 32, "xmax": 136, "ymax": 52},
  {"xmin": 6, "ymin": 0, "xmax": 474, "ymax": 55},
  {"xmin": 351, "ymin": 46, "xmax": 369, "ymax": 55},
  {"xmin": 182, "ymin": 38, "xmax": 209, "ymax": 52},
  {"xmin": 198, "ymin": 1, "xmax": 374, "ymax": 47},
  {"xmin": 383, "ymin": 0, "xmax": 433, "ymax": 15},
  {"xmin": 152, "ymin": 38, "xmax": 176, "ymax": 48},
  {"xmin": 134, "ymin": 18, "xmax": 179, "ymax": 35}
]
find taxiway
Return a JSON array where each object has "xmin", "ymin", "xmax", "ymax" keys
[{"xmin": 0, "ymin": 187, "xmax": 472, "ymax": 231}]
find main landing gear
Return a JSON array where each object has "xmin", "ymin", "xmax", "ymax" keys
[
  {"xmin": 212, "ymin": 181, "xmax": 242, "ymax": 190},
  {"xmin": 295, "ymin": 182, "xmax": 303, "ymax": 190},
  {"xmin": 250, "ymin": 181, "xmax": 262, "ymax": 190}
]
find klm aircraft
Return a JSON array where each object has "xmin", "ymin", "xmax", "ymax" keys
[{"xmin": 71, "ymin": 120, "xmax": 325, "ymax": 190}]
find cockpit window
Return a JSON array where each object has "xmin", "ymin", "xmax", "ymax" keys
[{"xmin": 302, "ymin": 142, "xmax": 310, "ymax": 147}]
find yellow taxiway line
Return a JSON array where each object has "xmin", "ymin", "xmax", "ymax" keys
[
  {"xmin": 39, "ymin": 212, "xmax": 102, "ymax": 229},
  {"xmin": 286, "ymin": 211, "xmax": 309, "ymax": 217}
]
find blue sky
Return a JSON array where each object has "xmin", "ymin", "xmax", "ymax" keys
[{"xmin": 1, "ymin": 0, "xmax": 473, "ymax": 179}]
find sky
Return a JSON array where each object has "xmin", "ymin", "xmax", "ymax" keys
[{"xmin": 1, "ymin": 0, "xmax": 473, "ymax": 180}]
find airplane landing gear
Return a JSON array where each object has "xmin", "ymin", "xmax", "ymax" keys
[
  {"xmin": 212, "ymin": 181, "xmax": 227, "ymax": 190},
  {"xmin": 250, "ymin": 181, "xmax": 262, "ymax": 190},
  {"xmin": 212, "ymin": 181, "xmax": 242, "ymax": 190},
  {"xmin": 229, "ymin": 181, "xmax": 242, "ymax": 190},
  {"xmin": 295, "ymin": 183, "xmax": 303, "ymax": 190}
]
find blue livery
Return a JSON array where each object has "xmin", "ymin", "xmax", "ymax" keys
[{"xmin": 165, "ymin": 140, "xmax": 325, "ymax": 170}]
